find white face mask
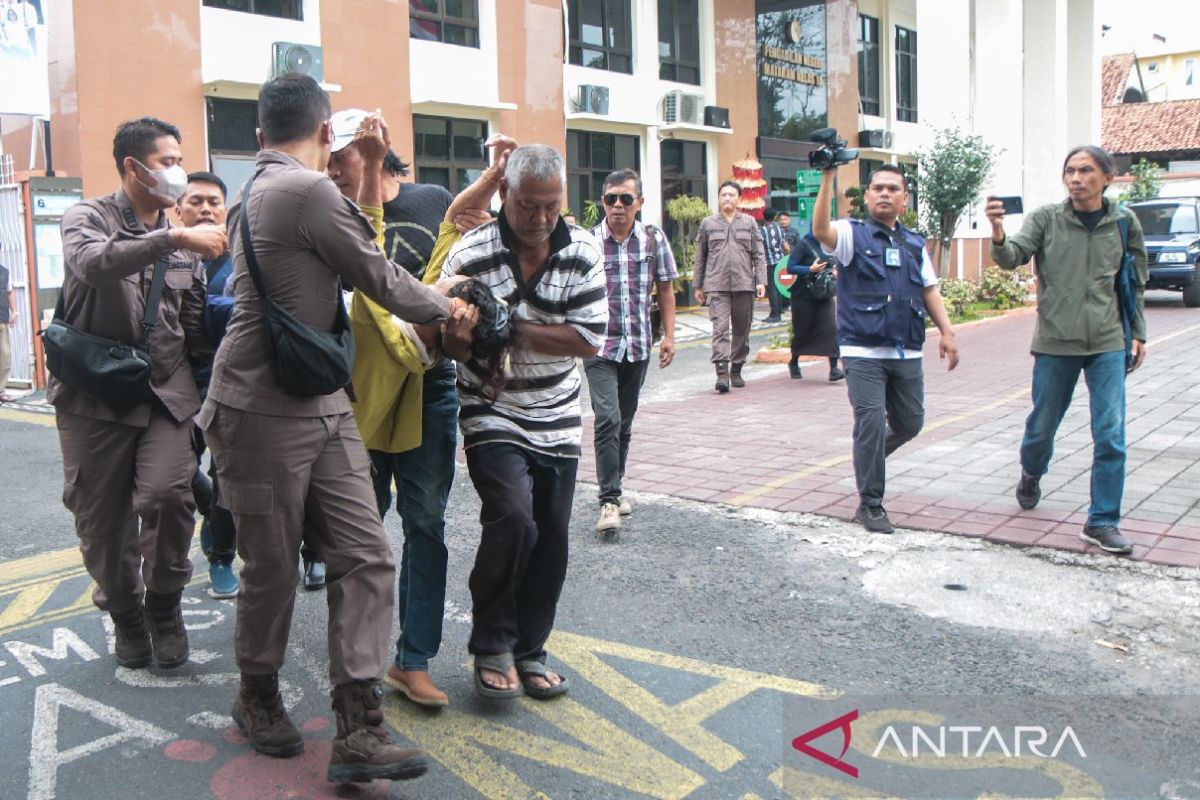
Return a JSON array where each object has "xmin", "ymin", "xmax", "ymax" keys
[{"xmin": 134, "ymin": 160, "xmax": 188, "ymax": 202}]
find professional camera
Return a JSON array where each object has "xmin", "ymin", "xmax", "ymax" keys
[{"xmin": 808, "ymin": 128, "xmax": 859, "ymax": 170}]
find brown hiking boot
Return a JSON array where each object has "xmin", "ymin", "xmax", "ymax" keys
[
  {"xmin": 143, "ymin": 589, "xmax": 189, "ymax": 669},
  {"xmin": 715, "ymin": 364, "xmax": 730, "ymax": 394},
  {"xmin": 232, "ymin": 673, "xmax": 304, "ymax": 758},
  {"xmin": 109, "ymin": 605, "xmax": 152, "ymax": 669},
  {"xmin": 328, "ymin": 681, "xmax": 429, "ymax": 783},
  {"xmin": 730, "ymin": 364, "xmax": 746, "ymax": 388}
]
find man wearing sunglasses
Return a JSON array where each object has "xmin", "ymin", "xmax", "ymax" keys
[
  {"xmin": 694, "ymin": 180, "xmax": 768, "ymax": 392},
  {"xmin": 585, "ymin": 170, "xmax": 678, "ymax": 533}
]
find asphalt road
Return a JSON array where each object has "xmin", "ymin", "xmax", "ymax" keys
[{"xmin": 2, "ymin": 304, "xmax": 1200, "ymax": 799}]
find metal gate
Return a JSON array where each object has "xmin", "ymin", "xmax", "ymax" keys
[{"xmin": 0, "ymin": 172, "xmax": 33, "ymax": 388}]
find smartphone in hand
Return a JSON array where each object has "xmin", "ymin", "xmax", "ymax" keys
[{"xmin": 994, "ymin": 195, "xmax": 1024, "ymax": 215}]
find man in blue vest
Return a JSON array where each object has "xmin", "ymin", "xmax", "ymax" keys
[{"xmin": 812, "ymin": 164, "xmax": 959, "ymax": 533}]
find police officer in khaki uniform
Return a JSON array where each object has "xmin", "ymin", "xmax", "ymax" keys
[
  {"xmin": 56, "ymin": 117, "xmax": 227, "ymax": 669},
  {"xmin": 198, "ymin": 74, "xmax": 466, "ymax": 785},
  {"xmin": 693, "ymin": 180, "xmax": 768, "ymax": 393}
]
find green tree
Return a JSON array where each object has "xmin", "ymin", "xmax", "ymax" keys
[
  {"xmin": 915, "ymin": 126, "xmax": 998, "ymax": 278},
  {"xmin": 843, "ymin": 185, "xmax": 867, "ymax": 220},
  {"xmin": 581, "ymin": 200, "xmax": 602, "ymax": 229},
  {"xmin": 1118, "ymin": 159, "xmax": 1163, "ymax": 203},
  {"xmin": 665, "ymin": 194, "xmax": 711, "ymax": 283}
]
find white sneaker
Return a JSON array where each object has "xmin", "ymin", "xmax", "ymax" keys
[
  {"xmin": 596, "ymin": 503, "xmax": 622, "ymax": 532},
  {"xmin": 617, "ymin": 498, "xmax": 633, "ymax": 516}
]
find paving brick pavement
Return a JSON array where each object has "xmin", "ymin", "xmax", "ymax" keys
[{"xmin": 579, "ymin": 295, "xmax": 1200, "ymax": 567}]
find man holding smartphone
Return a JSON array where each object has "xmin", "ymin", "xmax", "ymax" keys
[{"xmin": 987, "ymin": 145, "xmax": 1147, "ymax": 556}]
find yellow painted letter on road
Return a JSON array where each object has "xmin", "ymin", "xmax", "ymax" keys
[
  {"xmin": 383, "ymin": 696, "xmax": 704, "ymax": 800},
  {"xmin": 549, "ymin": 630, "xmax": 836, "ymax": 772}
]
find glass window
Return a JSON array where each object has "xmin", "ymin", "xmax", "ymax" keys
[
  {"xmin": 660, "ymin": 139, "xmax": 707, "ymax": 241},
  {"xmin": 568, "ymin": 0, "xmax": 632, "ymax": 74},
  {"xmin": 413, "ymin": 115, "xmax": 487, "ymax": 194},
  {"xmin": 1186, "ymin": 59, "xmax": 1195, "ymax": 87},
  {"xmin": 658, "ymin": 0, "xmax": 701, "ymax": 85},
  {"xmin": 205, "ymin": 98, "xmax": 260, "ymax": 198},
  {"xmin": 895, "ymin": 25, "xmax": 918, "ymax": 123},
  {"xmin": 756, "ymin": 1, "xmax": 828, "ymax": 141},
  {"xmin": 206, "ymin": 98, "xmax": 258, "ymax": 154},
  {"xmin": 857, "ymin": 14, "xmax": 880, "ymax": 116},
  {"xmin": 203, "ymin": 0, "xmax": 302, "ymax": 20},
  {"xmin": 858, "ymin": 158, "xmax": 884, "ymax": 189},
  {"xmin": 566, "ymin": 130, "xmax": 641, "ymax": 224},
  {"xmin": 409, "ymin": 0, "xmax": 479, "ymax": 48}
]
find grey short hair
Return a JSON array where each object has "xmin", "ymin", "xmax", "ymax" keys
[{"xmin": 504, "ymin": 144, "xmax": 565, "ymax": 191}]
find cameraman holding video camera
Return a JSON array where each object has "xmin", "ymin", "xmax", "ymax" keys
[{"xmin": 810, "ymin": 131, "xmax": 958, "ymax": 534}]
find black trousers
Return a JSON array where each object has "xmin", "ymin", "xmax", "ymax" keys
[
  {"xmin": 192, "ymin": 426, "xmax": 237, "ymax": 564},
  {"xmin": 465, "ymin": 442, "xmax": 577, "ymax": 661}
]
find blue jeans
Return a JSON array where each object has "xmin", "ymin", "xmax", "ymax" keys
[
  {"xmin": 1020, "ymin": 351, "xmax": 1126, "ymax": 526},
  {"xmin": 370, "ymin": 366, "xmax": 458, "ymax": 671}
]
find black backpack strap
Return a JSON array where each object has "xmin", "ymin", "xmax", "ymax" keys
[
  {"xmin": 140, "ymin": 255, "xmax": 170, "ymax": 335},
  {"xmin": 643, "ymin": 223, "xmax": 659, "ymax": 264},
  {"xmin": 799, "ymin": 236, "xmax": 826, "ymax": 264},
  {"xmin": 238, "ymin": 171, "xmax": 270, "ymax": 304}
]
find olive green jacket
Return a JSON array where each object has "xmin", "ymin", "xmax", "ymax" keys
[{"xmin": 991, "ymin": 199, "xmax": 1147, "ymax": 356}]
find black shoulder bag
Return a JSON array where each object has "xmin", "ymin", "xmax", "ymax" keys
[
  {"xmin": 239, "ymin": 173, "xmax": 355, "ymax": 397},
  {"xmin": 41, "ymin": 257, "xmax": 168, "ymax": 411},
  {"xmin": 801, "ymin": 239, "xmax": 837, "ymax": 301},
  {"xmin": 645, "ymin": 224, "xmax": 665, "ymax": 343}
]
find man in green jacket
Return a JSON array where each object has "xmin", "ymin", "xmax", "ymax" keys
[{"xmin": 987, "ymin": 144, "xmax": 1147, "ymax": 555}]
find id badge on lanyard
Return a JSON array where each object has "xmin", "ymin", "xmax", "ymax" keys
[{"xmin": 885, "ymin": 247, "xmax": 902, "ymax": 268}]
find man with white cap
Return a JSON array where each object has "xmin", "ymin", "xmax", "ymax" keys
[{"xmin": 326, "ymin": 108, "xmax": 458, "ymax": 707}]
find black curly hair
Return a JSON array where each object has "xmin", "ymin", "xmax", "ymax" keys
[{"xmin": 447, "ymin": 279, "xmax": 517, "ymax": 399}]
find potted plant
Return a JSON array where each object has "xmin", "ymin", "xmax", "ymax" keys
[{"xmin": 665, "ymin": 194, "xmax": 711, "ymax": 307}]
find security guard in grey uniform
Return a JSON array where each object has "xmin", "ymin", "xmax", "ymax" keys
[
  {"xmin": 198, "ymin": 73, "xmax": 466, "ymax": 784},
  {"xmin": 56, "ymin": 117, "xmax": 227, "ymax": 669}
]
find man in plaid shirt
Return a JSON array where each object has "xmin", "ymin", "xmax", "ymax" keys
[{"xmin": 585, "ymin": 169, "xmax": 678, "ymax": 533}]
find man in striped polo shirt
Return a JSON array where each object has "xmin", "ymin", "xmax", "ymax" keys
[
  {"xmin": 585, "ymin": 168, "xmax": 677, "ymax": 534},
  {"xmin": 441, "ymin": 144, "xmax": 608, "ymax": 699}
]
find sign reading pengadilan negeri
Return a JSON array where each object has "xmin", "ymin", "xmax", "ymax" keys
[{"xmin": 0, "ymin": 1, "xmax": 50, "ymax": 117}]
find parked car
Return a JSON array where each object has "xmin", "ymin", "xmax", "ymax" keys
[{"xmin": 1127, "ymin": 198, "xmax": 1200, "ymax": 308}]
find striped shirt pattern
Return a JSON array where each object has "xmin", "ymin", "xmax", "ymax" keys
[
  {"xmin": 442, "ymin": 215, "xmax": 608, "ymax": 458},
  {"xmin": 591, "ymin": 219, "xmax": 678, "ymax": 363}
]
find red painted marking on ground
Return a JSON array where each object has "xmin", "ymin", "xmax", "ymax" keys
[
  {"xmin": 165, "ymin": 739, "xmax": 217, "ymax": 762},
  {"xmin": 302, "ymin": 716, "xmax": 330, "ymax": 733},
  {"xmin": 210, "ymin": 741, "xmax": 393, "ymax": 800}
]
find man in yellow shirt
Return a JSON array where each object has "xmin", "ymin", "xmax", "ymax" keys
[{"xmin": 328, "ymin": 109, "xmax": 511, "ymax": 706}]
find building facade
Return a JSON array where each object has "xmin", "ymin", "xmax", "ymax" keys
[{"xmin": 3, "ymin": 1, "xmax": 1099, "ymax": 231}]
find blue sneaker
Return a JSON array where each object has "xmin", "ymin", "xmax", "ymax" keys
[
  {"xmin": 208, "ymin": 561, "xmax": 239, "ymax": 599},
  {"xmin": 199, "ymin": 519, "xmax": 213, "ymax": 560}
]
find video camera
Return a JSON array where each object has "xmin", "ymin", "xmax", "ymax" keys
[{"xmin": 808, "ymin": 128, "xmax": 859, "ymax": 171}]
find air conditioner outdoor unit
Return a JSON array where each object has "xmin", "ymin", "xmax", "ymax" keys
[
  {"xmin": 272, "ymin": 42, "xmax": 324, "ymax": 82},
  {"xmin": 576, "ymin": 84, "xmax": 610, "ymax": 115},
  {"xmin": 857, "ymin": 129, "xmax": 895, "ymax": 149},
  {"xmin": 662, "ymin": 90, "xmax": 703, "ymax": 125}
]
